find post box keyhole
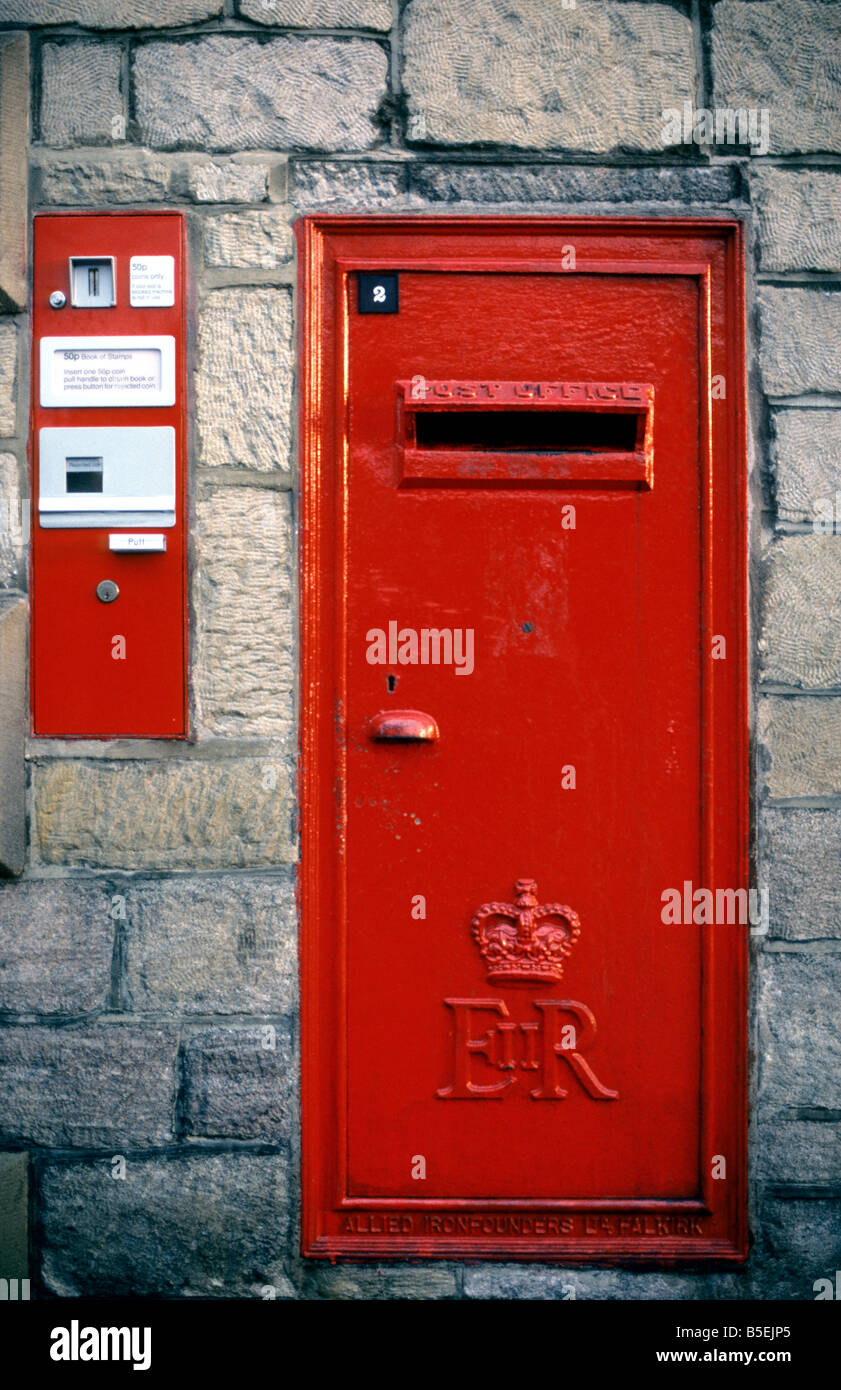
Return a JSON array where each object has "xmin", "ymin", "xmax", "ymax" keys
[{"xmin": 387, "ymin": 674, "xmax": 398, "ymax": 692}]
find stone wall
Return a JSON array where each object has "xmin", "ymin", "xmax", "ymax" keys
[{"xmin": 0, "ymin": 0, "xmax": 840, "ymax": 1300}]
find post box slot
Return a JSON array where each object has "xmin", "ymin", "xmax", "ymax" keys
[
  {"xmin": 65, "ymin": 457, "xmax": 103, "ymax": 493},
  {"xmin": 414, "ymin": 409, "xmax": 639, "ymax": 454},
  {"xmin": 398, "ymin": 380, "xmax": 654, "ymax": 489}
]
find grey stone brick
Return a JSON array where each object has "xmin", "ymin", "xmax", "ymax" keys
[
  {"xmin": 0, "ymin": 1025, "xmax": 177, "ymax": 1147},
  {"xmin": 758, "ymin": 288, "xmax": 841, "ymax": 398},
  {"xmin": 0, "ymin": 879, "xmax": 113, "ymax": 1016},
  {"xmin": 758, "ymin": 954, "xmax": 841, "ymax": 1111},
  {"xmin": 195, "ymin": 488, "xmax": 293, "ymax": 739},
  {"xmin": 402, "ymin": 0, "xmax": 694, "ymax": 153},
  {"xmin": 304, "ymin": 1264, "xmax": 459, "ymax": 1299},
  {"xmin": 462, "ymin": 1266, "xmax": 743, "ymax": 1300},
  {"xmin": 759, "ymin": 697, "xmax": 841, "ymax": 798},
  {"xmin": 240, "ymin": 0, "xmax": 392, "ymax": 26},
  {"xmin": 33, "ymin": 758, "xmax": 296, "ymax": 871},
  {"xmin": 40, "ymin": 1153, "xmax": 290, "ymax": 1298},
  {"xmin": 196, "ymin": 288, "xmax": 293, "ymax": 473},
  {"xmin": 0, "ymin": 0, "xmax": 222, "ymax": 24},
  {"xmin": 182, "ymin": 1025, "xmax": 296, "ymax": 1141},
  {"xmin": 760, "ymin": 537, "xmax": 841, "ymax": 689},
  {"xmin": 758, "ymin": 1118, "xmax": 841, "ymax": 1184},
  {"xmin": 712, "ymin": 1, "xmax": 841, "ymax": 155},
  {"xmin": 412, "ymin": 164, "xmax": 740, "ymax": 205},
  {"xmin": 0, "ymin": 319, "xmax": 17, "ymax": 437},
  {"xmin": 36, "ymin": 153, "xmax": 175, "ymax": 205},
  {"xmin": 123, "ymin": 872, "xmax": 297, "ymax": 1015},
  {"xmin": 204, "ymin": 211, "xmax": 293, "ymax": 268},
  {"xmin": 752, "ymin": 170, "xmax": 841, "ymax": 272},
  {"xmin": 188, "ymin": 160, "xmax": 270, "ymax": 203},
  {"xmin": 762, "ymin": 809, "xmax": 841, "ymax": 942},
  {"xmin": 0, "ymin": 596, "xmax": 25, "ymax": 878},
  {"xmin": 40, "ymin": 42, "xmax": 123, "ymax": 148},
  {"xmin": 0, "ymin": 455, "xmax": 23, "ymax": 589},
  {"xmin": 134, "ymin": 36, "xmax": 388, "ymax": 152},
  {"xmin": 771, "ymin": 409, "xmax": 841, "ymax": 527},
  {"xmin": 0, "ymin": 1152, "xmax": 27, "ymax": 1280},
  {"xmin": 291, "ymin": 158, "xmax": 406, "ymax": 208},
  {"xmin": 755, "ymin": 1198, "xmax": 841, "ymax": 1297}
]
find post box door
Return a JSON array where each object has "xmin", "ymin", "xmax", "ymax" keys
[{"xmin": 300, "ymin": 219, "xmax": 747, "ymax": 1261}]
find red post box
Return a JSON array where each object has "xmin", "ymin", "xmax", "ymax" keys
[
  {"xmin": 299, "ymin": 217, "xmax": 748, "ymax": 1261},
  {"xmin": 30, "ymin": 212, "xmax": 187, "ymax": 738}
]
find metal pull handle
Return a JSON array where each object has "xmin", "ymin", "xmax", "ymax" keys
[{"xmin": 368, "ymin": 709, "xmax": 439, "ymax": 741}]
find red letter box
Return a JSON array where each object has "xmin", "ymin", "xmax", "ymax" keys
[
  {"xmin": 299, "ymin": 218, "xmax": 748, "ymax": 1261},
  {"xmin": 31, "ymin": 212, "xmax": 187, "ymax": 738}
]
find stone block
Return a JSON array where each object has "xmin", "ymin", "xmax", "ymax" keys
[
  {"xmin": 40, "ymin": 41, "xmax": 123, "ymax": 147},
  {"xmin": 0, "ymin": 878, "xmax": 113, "ymax": 1016},
  {"xmin": 204, "ymin": 211, "xmax": 293, "ymax": 268},
  {"xmin": 195, "ymin": 488, "xmax": 294, "ymax": 738},
  {"xmin": 761, "ymin": 809, "xmax": 841, "ymax": 942},
  {"xmin": 760, "ymin": 537, "xmax": 841, "ymax": 688},
  {"xmin": 752, "ymin": 169, "xmax": 841, "ymax": 272},
  {"xmin": 182, "ymin": 1025, "xmax": 296, "ymax": 1141},
  {"xmin": 0, "ymin": 1025, "xmax": 177, "ymax": 1147},
  {"xmin": 40, "ymin": 1153, "xmax": 290, "ymax": 1298},
  {"xmin": 123, "ymin": 871, "xmax": 297, "ymax": 1015},
  {"xmin": 196, "ymin": 288, "xmax": 293, "ymax": 472},
  {"xmin": 758, "ymin": 289, "xmax": 841, "ymax": 398},
  {"xmin": 33, "ymin": 758, "xmax": 296, "ymax": 870},
  {"xmin": 134, "ymin": 36, "xmax": 388, "ymax": 151},
  {"xmin": 402, "ymin": 0, "xmax": 694, "ymax": 153}
]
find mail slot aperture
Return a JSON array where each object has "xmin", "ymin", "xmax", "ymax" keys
[{"xmin": 398, "ymin": 380, "xmax": 654, "ymax": 487}]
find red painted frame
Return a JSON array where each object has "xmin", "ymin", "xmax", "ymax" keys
[{"xmin": 297, "ymin": 217, "xmax": 748, "ymax": 1262}]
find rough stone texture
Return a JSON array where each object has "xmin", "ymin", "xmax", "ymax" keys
[
  {"xmin": 759, "ymin": 697, "xmax": 841, "ymax": 798},
  {"xmin": 40, "ymin": 1154, "xmax": 290, "ymax": 1298},
  {"xmin": 204, "ymin": 211, "xmax": 293, "ymax": 268},
  {"xmin": 33, "ymin": 758, "xmax": 296, "ymax": 870},
  {"xmin": 304, "ymin": 1265, "xmax": 459, "ymax": 1300},
  {"xmin": 762, "ymin": 809, "xmax": 841, "ymax": 942},
  {"xmin": 123, "ymin": 872, "xmax": 297, "ymax": 1015},
  {"xmin": 0, "ymin": 319, "xmax": 17, "ymax": 437},
  {"xmin": 758, "ymin": 954, "xmax": 841, "ymax": 1111},
  {"xmin": 402, "ymin": 0, "xmax": 694, "ymax": 153},
  {"xmin": 240, "ymin": 0, "xmax": 392, "ymax": 26},
  {"xmin": 291, "ymin": 158, "xmax": 407, "ymax": 208},
  {"xmin": 0, "ymin": 35, "xmax": 30, "ymax": 314},
  {"xmin": 0, "ymin": 1152, "xmax": 27, "ymax": 1279},
  {"xmin": 195, "ymin": 489, "xmax": 294, "ymax": 738},
  {"xmin": 760, "ymin": 537, "xmax": 841, "ymax": 689},
  {"xmin": 134, "ymin": 37, "xmax": 388, "ymax": 152},
  {"xmin": 757, "ymin": 1198, "xmax": 841, "ymax": 1298},
  {"xmin": 196, "ymin": 288, "xmax": 292, "ymax": 472},
  {"xmin": 36, "ymin": 152, "xmax": 175, "ymax": 204},
  {"xmin": 188, "ymin": 160, "xmax": 270, "ymax": 203},
  {"xmin": 0, "ymin": 879, "xmax": 113, "ymax": 1017},
  {"xmin": 758, "ymin": 288, "xmax": 841, "ymax": 398},
  {"xmin": 462, "ymin": 1266, "xmax": 743, "ymax": 1300},
  {"xmin": 0, "ymin": 0, "xmax": 222, "ymax": 24},
  {"xmin": 771, "ymin": 409, "xmax": 841, "ymax": 527},
  {"xmin": 40, "ymin": 42, "xmax": 123, "ymax": 148},
  {"xmin": 0, "ymin": 1026, "xmax": 177, "ymax": 1147},
  {"xmin": 0, "ymin": 455, "xmax": 23, "ymax": 589},
  {"xmin": 0, "ymin": 596, "xmax": 25, "ymax": 878},
  {"xmin": 412, "ymin": 163, "xmax": 740, "ymax": 205},
  {"xmin": 182, "ymin": 1026, "xmax": 296, "ymax": 1142},
  {"xmin": 758, "ymin": 1119, "xmax": 841, "ymax": 1183},
  {"xmin": 712, "ymin": 1, "xmax": 841, "ymax": 156},
  {"xmin": 752, "ymin": 170, "xmax": 841, "ymax": 272}
]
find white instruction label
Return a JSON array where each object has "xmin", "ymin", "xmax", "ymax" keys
[
  {"xmin": 130, "ymin": 256, "xmax": 175, "ymax": 307},
  {"xmin": 54, "ymin": 347, "xmax": 162, "ymax": 397}
]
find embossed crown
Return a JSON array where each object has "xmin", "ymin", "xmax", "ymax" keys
[{"xmin": 471, "ymin": 878, "xmax": 581, "ymax": 984}]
